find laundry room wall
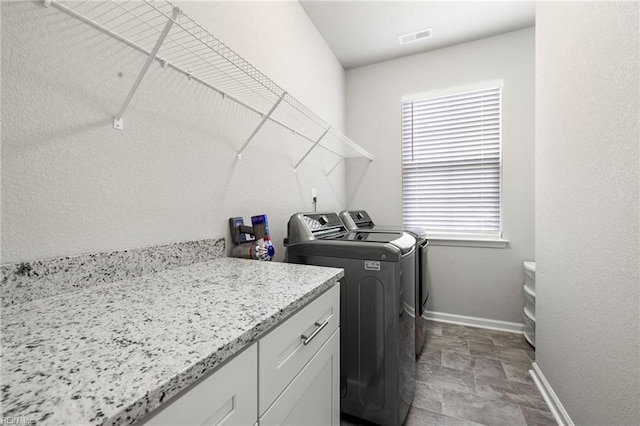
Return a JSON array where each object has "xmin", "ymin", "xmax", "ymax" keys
[
  {"xmin": 1, "ymin": 1, "xmax": 347, "ymax": 263},
  {"xmin": 345, "ymin": 28, "xmax": 535, "ymax": 326},
  {"xmin": 536, "ymin": 2, "xmax": 639, "ymax": 424}
]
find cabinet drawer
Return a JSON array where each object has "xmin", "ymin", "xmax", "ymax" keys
[
  {"xmin": 258, "ymin": 284, "xmax": 340, "ymax": 415},
  {"xmin": 259, "ymin": 329, "xmax": 340, "ymax": 426},
  {"xmin": 143, "ymin": 344, "xmax": 257, "ymax": 426}
]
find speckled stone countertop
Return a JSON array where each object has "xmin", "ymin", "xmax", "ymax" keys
[
  {"xmin": 1, "ymin": 258, "xmax": 343, "ymax": 425},
  {"xmin": 1, "ymin": 238, "xmax": 226, "ymax": 306}
]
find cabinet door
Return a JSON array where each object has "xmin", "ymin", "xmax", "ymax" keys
[
  {"xmin": 259, "ymin": 329, "xmax": 340, "ymax": 426},
  {"xmin": 259, "ymin": 284, "xmax": 339, "ymax": 415},
  {"xmin": 143, "ymin": 344, "xmax": 257, "ymax": 426}
]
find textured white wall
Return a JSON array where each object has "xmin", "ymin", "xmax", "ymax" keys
[
  {"xmin": 346, "ymin": 28, "xmax": 535, "ymax": 324},
  {"xmin": 1, "ymin": 1, "xmax": 346, "ymax": 263},
  {"xmin": 536, "ymin": 2, "xmax": 639, "ymax": 424}
]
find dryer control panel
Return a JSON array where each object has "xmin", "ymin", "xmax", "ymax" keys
[{"xmin": 340, "ymin": 210, "xmax": 375, "ymax": 230}]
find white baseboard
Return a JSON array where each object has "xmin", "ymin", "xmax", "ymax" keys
[
  {"xmin": 529, "ymin": 362, "xmax": 574, "ymax": 426},
  {"xmin": 423, "ymin": 310, "xmax": 524, "ymax": 333}
]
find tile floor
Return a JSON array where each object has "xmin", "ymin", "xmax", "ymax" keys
[{"xmin": 342, "ymin": 320, "xmax": 556, "ymax": 426}]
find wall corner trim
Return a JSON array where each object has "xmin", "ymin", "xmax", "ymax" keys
[
  {"xmin": 423, "ymin": 310, "xmax": 524, "ymax": 333},
  {"xmin": 530, "ymin": 362, "xmax": 575, "ymax": 426}
]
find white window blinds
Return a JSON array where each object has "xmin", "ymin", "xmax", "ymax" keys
[{"xmin": 402, "ymin": 86, "xmax": 502, "ymax": 235}]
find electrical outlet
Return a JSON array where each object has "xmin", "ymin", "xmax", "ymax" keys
[{"xmin": 311, "ymin": 189, "xmax": 318, "ymax": 212}]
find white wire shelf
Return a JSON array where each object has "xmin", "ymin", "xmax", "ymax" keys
[{"xmin": 45, "ymin": 0, "xmax": 374, "ymax": 171}]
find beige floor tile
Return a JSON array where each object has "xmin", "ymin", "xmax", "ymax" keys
[
  {"xmin": 441, "ymin": 350, "xmax": 508, "ymax": 380},
  {"xmin": 416, "ymin": 362, "xmax": 477, "ymax": 394},
  {"xmin": 475, "ymin": 375, "xmax": 549, "ymax": 411},
  {"xmin": 425, "ymin": 320, "xmax": 443, "ymax": 337},
  {"xmin": 442, "ymin": 389, "xmax": 527, "ymax": 426},
  {"xmin": 520, "ymin": 405, "xmax": 557, "ymax": 426},
  {"xmin": 491, "ymin": 331, "xmax": 534, "ymax": 350},
  {"xmin": 413, "ymin": 380, "xmax": 444, "ymax": 412},
  {"xmin": 405, "ymin": 405, "xmax": 483, "ymax": 426},
  {"xmin": 441, "ymin": 324, "xmax": 494, "ymax": 345},
  {"xmin": 502, "ymin": 362, "xmax": 535, "ymax": 384},
  {"xmin": 426, "ymin": 335, "xmax": 470, "ymax": 353},
  {"xmin": 420, "ymin": 347, "xmax": 443, "ymax": 366},
  {"xmin": 468, "ymin": 340, "xmax": 532, "ymax": 365}
]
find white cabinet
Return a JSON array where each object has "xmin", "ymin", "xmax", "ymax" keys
[
  {"xmin": 140, "ymin": 284, "xmax": 340, "ymax": 426},
  {"xmin": 260, "ymin": 330, "xmax": 339, "ymax": 426},
  {"xmin": 143, "ymin": 344, "xmax": 258, "ymax": 426},
  {"xmin": 258, "ymin": 284, "xmax": 340, "ymax": 415},
  {"xmin": 259, "ymin": 284, "xmax": 340, "ymax": 426}
]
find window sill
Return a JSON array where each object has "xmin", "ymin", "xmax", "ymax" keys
[{"xmin": 426, "ymin": 234, "xmax": 510, "ymax": 249}]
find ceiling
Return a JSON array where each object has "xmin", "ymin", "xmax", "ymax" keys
[{"xmin": 299, "ymin": 1, "xmax": 535, "ymax": 69}]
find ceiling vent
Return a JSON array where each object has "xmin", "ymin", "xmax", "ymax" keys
[{"xmin": 398, "ymin": 28, "xmax": 433, "ymax": 45}]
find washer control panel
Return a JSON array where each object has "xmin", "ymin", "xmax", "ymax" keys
[{"xmin": 303, "ymin": 213, "xmax": 344, "ymax": 232}]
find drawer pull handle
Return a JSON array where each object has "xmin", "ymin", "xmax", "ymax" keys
[{"xmin": 301, "ymin": 319, "xmax": 329, "ymax": 346}]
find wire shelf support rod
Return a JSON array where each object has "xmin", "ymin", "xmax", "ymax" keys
[
  {"xmin": 293, "ymin": 128, "xmax": 330, "ymax": 172},
  {"xmin": 236, "ymin": 92, "xmax": 286, "ymax": 160},
  {"xmin": 113, "ymin": 6, "xmax": 181, "ymax": 130}
]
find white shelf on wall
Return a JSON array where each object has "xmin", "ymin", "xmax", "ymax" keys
[{"xmin": 44, "ymin": 0, "xmax": 373, "ymax": 173}]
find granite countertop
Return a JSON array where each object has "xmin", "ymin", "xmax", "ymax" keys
[{"xmin": 1, "ymin": 258, "xmax": 343, "ymax": 425}]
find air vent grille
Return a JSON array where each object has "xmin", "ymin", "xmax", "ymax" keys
[{"xmin": 399, "ymin": 28, "xmax": 433, "ymax": 45}]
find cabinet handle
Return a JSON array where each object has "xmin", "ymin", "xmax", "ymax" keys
[{"xmin": 301, "ymin": 318, "xmax": 329, "ymax": 346}]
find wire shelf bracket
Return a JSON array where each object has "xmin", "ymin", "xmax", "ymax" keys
[
  {"xmin": 236, "ymin": 92, "xmax": 286, "ymax": 160},
  {"xmin": 294, "ymin": 128, "xmax": 330, "ymax": 172},
  {"xmin": 326, "ymin": 157, "xmax": 345, "ymax": 177},
  {"xmin": 113, "ymin": 7, "xmax": 181, "ymax": 130}
]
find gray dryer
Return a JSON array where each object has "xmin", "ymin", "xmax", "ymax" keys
[{"xmin": 340, "ymin": 210, "xmax": 429, "ymax": 358}]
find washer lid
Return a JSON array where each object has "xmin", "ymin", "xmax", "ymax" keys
[
  {"xmin": 342, "ymin": 231, "xmax": 404, "ymax": 242},
  {"xmin": 286, "ymin": 239, "xmax": 407, "ymax": 261},
  {"xmin": 362, "ymin": 225, "xmax": 427, "ymax": 240},
  {"xmin": 340, "ymin": 210, "xmax": 428, "ymax": 240},
  {"xmin": 320, "ymin": 230, "xmax": 416, "ymax": 254}
]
